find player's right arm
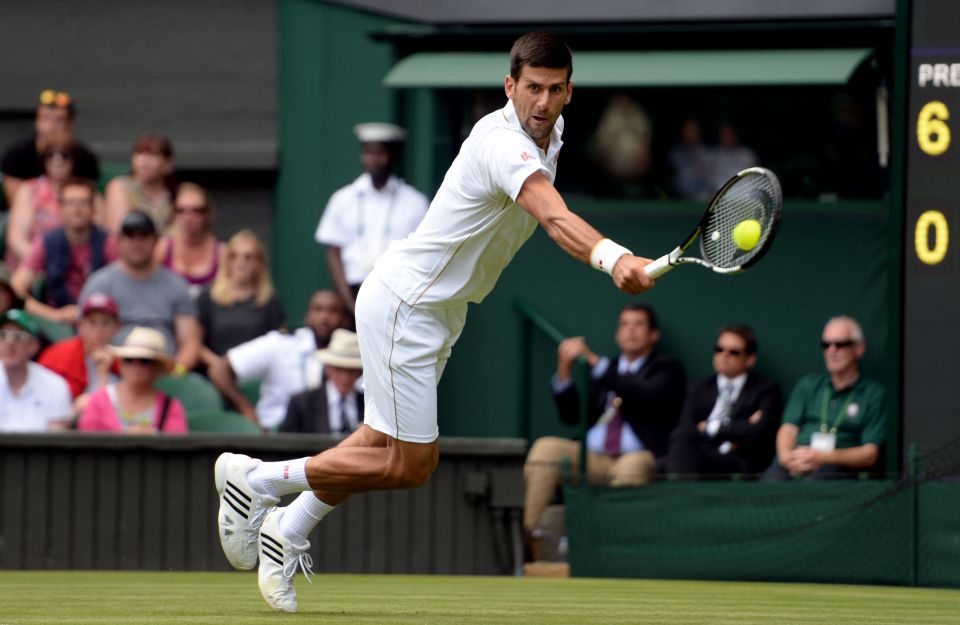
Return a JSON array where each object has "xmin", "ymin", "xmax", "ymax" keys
[{"xmin": 515, "ymin": 171, "xmax": 653, "ymax": 295}]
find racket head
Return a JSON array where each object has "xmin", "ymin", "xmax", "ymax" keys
[{"xmin": 698, "ymin": 167, "xmax": 782, "ymax": 272}]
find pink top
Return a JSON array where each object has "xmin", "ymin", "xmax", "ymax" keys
[
  {"xmin": 78, "ymin": 386, "xmax": 188, "ymax": 433},
  {"xmin": 5, "ymin": 176, "xmax": 63, "ymax": 271}
]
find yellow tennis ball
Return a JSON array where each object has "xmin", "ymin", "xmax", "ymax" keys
[{"xmin": 731, "ymin": 219, "xmax": 761, "ymax": 251}]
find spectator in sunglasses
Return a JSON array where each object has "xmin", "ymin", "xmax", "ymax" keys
[
  {"xmin": 765, "ymin": 315, "xmax": 887, "ymax": 480},
  {"xmin": 153, "ymin": 182, "xmax": 223, "ymax": 298},
  {"xmin": 77, "ymin": 326, "xmax": 187, "ymax": 433},
  {"xmin": 6, "ymin": 134, "xmax": 100, "ymax": 270},
  {"xmin": 0, "ymin": 309, "xmax": 73, "ymax": 433},
  {"xmin": 661, "ymin": 325, "xmax": 782, "ymax": 478},
  {"xmin": 1, "ymin": 89, "xmax": 100, "ymax": 206},
  {"xmin": 103, "ymin": 132, "xmax": 177, "ymax": 233}
]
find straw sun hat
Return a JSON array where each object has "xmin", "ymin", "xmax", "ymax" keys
[
  {"xmin": 110, "ymin": 327, "xmax": 175, "ymax": 372},
  {"xmin": 316, "ymin": 329, "xmax": 363, "ymax": 369}
]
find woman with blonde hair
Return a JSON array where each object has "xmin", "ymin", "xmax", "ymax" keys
[
  {"xmin": 196, "ymin": 229, "xmax": 284, "ymax": 370},
  {"xmin": 154, "ymin": 181, "xmax": 223, "ymax": 297}
]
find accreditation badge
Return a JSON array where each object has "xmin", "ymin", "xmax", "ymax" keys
[{"xmin": 810, "ymin": 431, "xmax": 837, "ymax": 452}]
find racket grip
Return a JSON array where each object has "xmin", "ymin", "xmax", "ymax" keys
[{"xmin": 643, "ymin": 254, "xmax": 675, "ymax": 279}]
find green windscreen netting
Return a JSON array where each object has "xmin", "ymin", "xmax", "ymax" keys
[{"xmin": 564, "ymin": 438, "xmax": 960, "ymax": 588}]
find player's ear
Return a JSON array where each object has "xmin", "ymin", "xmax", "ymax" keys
[
  {"xmin": 504, "ymin": 74, "xmax": 515, "ymax": 100},
  {"xmin": 564, "ymin": 80, "xmax": 573, "ymax": 105}
]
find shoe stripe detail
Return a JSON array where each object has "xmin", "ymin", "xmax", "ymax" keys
[
  {"xmin": 262, "ymin": 537, "xmax": 283, "ymax": 559},
  {"xmin": 225, "ymin": 482, "xmax": 252, "ymax": 507},
  {"xmin": 261, "ymin": 545, "xmax": 283, "ymax": 566},
  {"xmin": 223, "ymin": 496, "xmax": 249, "ymax": 520},
  {"xmin": 262, "ymin": 533, "xmax": 283, "ymax": 550},
  {"xmin": 225, "ymin": 490, "xmax": 251, "ymax": 513}
]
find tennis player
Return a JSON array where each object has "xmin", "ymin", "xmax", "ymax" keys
[{"xmin": 215, "ymin": 32, "xmax": 654, "ymax": 612}]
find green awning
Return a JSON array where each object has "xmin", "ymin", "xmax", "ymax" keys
[{"xmin": 384, "ymin": 49, "xmax": 872, "ymax": 88}]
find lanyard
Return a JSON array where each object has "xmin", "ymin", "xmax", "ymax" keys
[
  {"xmin": 819, "ymin": 386, "xmax": 855, "ymax": 434},
  {"xmin": 356, "ymin": 184, "xmax": 399, "ymax": 240}
]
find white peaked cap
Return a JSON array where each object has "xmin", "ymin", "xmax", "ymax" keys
[{"xmin": 354, "ymin": 122, "xmax": 407, "ymax": 144}]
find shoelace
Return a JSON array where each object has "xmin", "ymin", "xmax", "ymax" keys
[
  {"xmin": 283, "ymin": 549, "xmax": 314, "ymax": 584},
  {"xmin": 246, "ymin": 505, "xmax": 270, "ymax": 545}
]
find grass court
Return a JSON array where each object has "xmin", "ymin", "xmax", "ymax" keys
[{"xmin": 1, "ymin": 571, "xmax": 957, "ymax": 624}]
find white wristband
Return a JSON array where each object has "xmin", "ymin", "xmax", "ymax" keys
[{"xmin": 590, "ymin": 238, "xmax": 633, "ymax": 275}]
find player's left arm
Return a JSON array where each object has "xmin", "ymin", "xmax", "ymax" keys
[{"xmin": 515, "ymin": 172, "xmax": 653, "ymax": 294}]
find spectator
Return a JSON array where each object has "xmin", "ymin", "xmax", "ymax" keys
[
  {"xmin": 196, "ymin": 229, "xmax": 284, "ymax": 370},
  {"xmin": 11, "ymin": 178, "xmax": 117, "ymax": 325},
  {"xmin": 667, "ymin": 117, "xmax": 713, "ymax": 201},
  {"xmin": 0, "ymin": 266, "xmax": 23, "ymax": 314},
  {"xmin": 154, "ymin": 182, "xmax": 223, "ymax": 298},
  {"xmin": 0, "ymin": 309, "xmax": 73, "ymax": 432},
  {"xmin": 103, "ymin": 132, "xmax": 176, "ymax": 232},
  {"xmin": 523, "ymin": 303, "xmax": 685, "ymax": 546},
  {"xmin": 5, "ymin": 135, "xmax": 81, "ymax": 270},
  {"xmin": 38, "ymin": 292, "xmax": 121, "ymax": 414},
  {"xmin": 1, "ymin": 89, "xmax": 100, "ymax": 206},
  {"xmin": 765, "ymin": 316, "xmax": 886, "ymax": 479},
  {"xmin": 77, "ymin": 326, "xmax": 187, "ymax": 434},
  {"xmin": 78, "ymin": 210, "xmax": 201, "ymax": 372},
  {"xmin": 710, "ymin": 122, "xmax": 758, "ymax": 189},
  {"xmin": 280, "ymin": 329, "xmax": 364, "ymax": 435},
  {"xmin": 315, "ymin": 123, "xmax": 428, "ymax": 316},
  {"xmin": 208, "ymin": 289, "xmax": 347, "ymax": 430},
  {"xmin": 661, "ymin": 325, "xmax": 782, "ymax": 478}
]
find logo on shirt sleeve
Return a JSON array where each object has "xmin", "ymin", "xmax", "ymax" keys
[{"xmin": 520, "ymin": 151, "xmax": 537, "ymax": 162}]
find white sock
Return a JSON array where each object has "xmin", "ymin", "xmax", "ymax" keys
[
  {"xmin": 247, "ymin": 457, "xmax": 311, "ymax": 496},
  {"xmin": 278, "ymin": 491, "xmax": 336, "ymax": 544}
]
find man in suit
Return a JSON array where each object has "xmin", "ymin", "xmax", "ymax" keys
[
  {"xmin": 280, "ymin": 329, "xmax": 364, "ymax": 435},
  {"xmin": 523, "ymin": 302, "xmax": 685, "ymax": 541},
  {"xmin": 662, "ymin": 324, "xmax": 782, "ymax": 477}
]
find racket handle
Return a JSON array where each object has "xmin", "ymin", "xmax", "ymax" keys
[{"xmin": 643, "ymin": 254, "xmax": 675, "ymax": 279}]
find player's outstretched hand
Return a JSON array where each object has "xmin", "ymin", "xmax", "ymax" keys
[{"xmin": 612, "ymin": 255, "xmax": 655, "ymax": 294}]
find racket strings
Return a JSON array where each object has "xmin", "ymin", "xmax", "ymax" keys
[{"xmin": 701, "ymin": 172, "xmax": 780, "ymax": 269}]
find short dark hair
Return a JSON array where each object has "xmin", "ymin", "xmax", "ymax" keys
[
  {"xmin": 620, "ymin": 302, "xmax": 658, "ymax": 331},
  {"xmin": 509, "ymin": 32, "xmax": 573, "ymax": 81},
  {"xmin": 718, "ymin": 324, "xmax": 758, "ymax": 355},
  {"xmin": 59, "ymin": 177, "xmax": 97, "ymax": 202}
]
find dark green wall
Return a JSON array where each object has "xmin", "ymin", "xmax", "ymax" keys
[{"xmin": 275, "ymin": 0, "xmax": 401, "ymax": 318}]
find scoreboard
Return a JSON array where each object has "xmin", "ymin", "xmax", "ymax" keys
[{"xmin": 903, "ymin": 0, "xmax": 960, "ymax": 457}]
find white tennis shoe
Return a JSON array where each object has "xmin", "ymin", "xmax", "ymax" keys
[
  {"xmin": 214, "ymin": 452, "xmax": 279, "ymax": 570},
  {"xmin": 258, "ymin": 508, "xmax": 313, "ymax": 613}
]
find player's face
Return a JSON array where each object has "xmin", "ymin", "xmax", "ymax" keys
[
  {"xmin": 713, "ymin": 332, "xmax": 756, "ymax": 378},
  {"xmin": 615, "ymin": 309, "xmax": 658, "ymax": 358},
  {"xmin": 505, "ymin": 65, "xmax": 572, "ymax": 149},
  {"xmin": 821, "ymin": 320, "xmax": 864, "ymax": 376}
]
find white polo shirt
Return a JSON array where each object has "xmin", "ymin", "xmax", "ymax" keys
[
  {"xmin": 227, "ymin": 327, "xmax": 324, "ymax": 429},
  {"xmin": 373, "ymin": 99, "xmax": 563, "ymax": 307},
  {"xmin": 0, "ymin": 362, "xmax": 73, "ymax": 433},
  {"xmin": 315, "ymin": 174, "xmax": 429, "ymax": 286}
]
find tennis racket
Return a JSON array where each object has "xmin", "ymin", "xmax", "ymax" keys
[{"xmin": 643, "ymin": 167, "xmax": 782, "ymax": 279}]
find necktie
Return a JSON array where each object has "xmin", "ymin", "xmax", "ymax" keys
[
  {"xmin": 603, "ymin": 396, "xmax": 624, "ymax": 456},
  {"xmin": 333, "ymin": 396, "xmax": 345, "ymax": 433},
  {"xmin": 715, "ymin": 382, "xmax": 733, "ymax": 425}
]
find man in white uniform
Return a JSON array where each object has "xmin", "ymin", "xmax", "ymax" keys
[
  {"xmin": 215, "ymin": 32, "xmax": 655, "ymax": 612},
  {"xmin": 315, "ymin": 123, "xmax": 428, "ymax": 315}
]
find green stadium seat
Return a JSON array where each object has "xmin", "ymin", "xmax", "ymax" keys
[
  {"xmin": 187, "ymin": 409, "xmax": 262, "ymax": 434},
  {"xmin": 156, "ymin": 373, "xmax": 223, "ymax": 413},
  {"xmin": 33, "ymin": 315, "xmax": 75, "ymax": 342},
  {"xmin": 239, "ymin": 379, "xmax": 261, "ymax": 406}
]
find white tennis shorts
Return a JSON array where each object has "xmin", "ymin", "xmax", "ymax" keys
[{"xmin": 354, "ymin": 275, "xmax": 467, "ymax": 443}]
